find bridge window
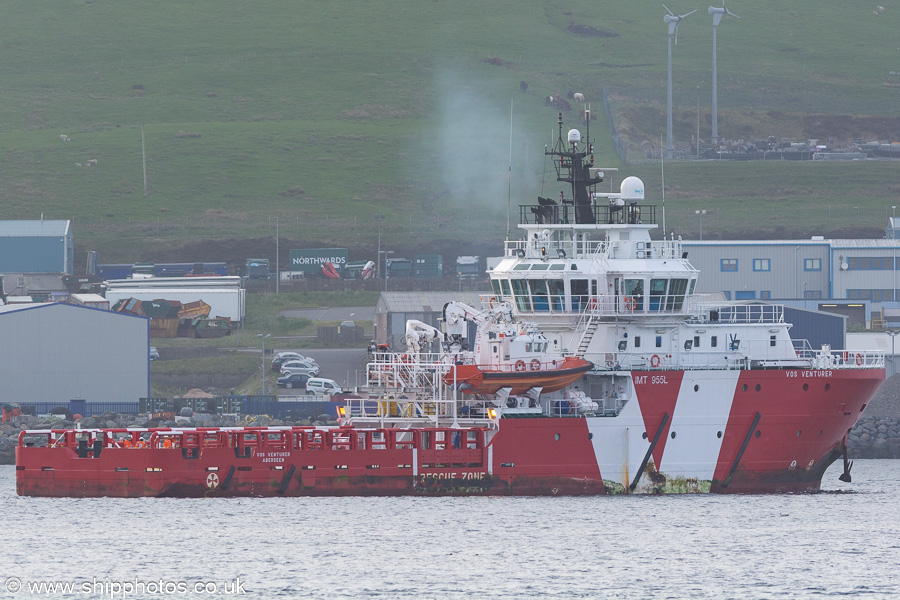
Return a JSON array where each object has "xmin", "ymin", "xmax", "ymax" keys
[
  {"xmin": 666, "ymin": 279, "xmax": 689, "ymax": 310},
  {"xmin": 548, "ymin": 279, "xmax": 565, "ymax": 311},
  {"xmin": 649, "ymin": 278, "xmax": 667, "ymax": 311},
  {"xmin": 529, "ymin": 279, "xmax": 550, "ymax": 311},
  {"xmin": 571, "ymin": 279, "xmax": 588, "ymax": 311},
  {"xmin": 511, "ymin": 279, "xmax": 532, "ymax": 311},
  {"xmin": 624, "ymin": 279, "xmax": 644, "ymax": 311}
]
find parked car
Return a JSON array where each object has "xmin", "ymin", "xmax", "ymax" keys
[
  {"xmin": 149, "ymin": 347, "xmax": 160, "ymax": 361},
  {"xmin": 279, "ymin": 360, "xmax": 320, "ymax": 377},
  {"xmin": 305, "ymin": 377, "xmax": 342, "ymax": 397},
  {"xmin": 277, "ymin": 372, "xmax": 310, "ymax": 389},
  {"xmin": 271, "ymin": 352, "xmax": 317, "ymax": 371}
]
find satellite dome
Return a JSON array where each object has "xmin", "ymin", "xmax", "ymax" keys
[
  {"xmin": 620, "ymin": 176, "xmax": 645, "ymax": 201},
  {"xmin": 567, "ymin": 129, "xmax": 581, "ymax": 144}
]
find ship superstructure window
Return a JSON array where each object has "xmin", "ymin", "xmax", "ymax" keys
[
  {"xmin": 649, "ymin": 278, "xmax": 667, "ymax": 311},
  {"xmin": 666, "ymin": 279, "xmax": 690, "ymax": 311},
  {"xmin": 491, "ymin": 279, "xmax": 501, "ymax": 296},
  {"xmin": 634, "ymin": 336, "xmax": 641, "ymax": 348},
  {"xmin": 721, "ymin": 259, "xmax": 738, "ymax": 272},
  {"xmin": 529, "ymin": 279, "xmax": 550, "ymax": 311},
  {"xmin": 511, "ymin": 279, "xmax": 532, "ymax": 311},
  {"xmin": 623, "ymin": 279, "xmax": 644, "ymax": 311},
  {"xmin": 548, "ymin": 279, "xmax": 565, "ymax": 310},
  {"xmin": 753, "ymin": 259, "xmax": 771, "ymax": 272},
  {"xmin": 804, "ymin": 258, "xmax": 822, "ymax": 271},
  {"xmin": 711, "ymin": 336, "xmax": 717, "ymax": 347},
  {"xmin": 571, "ymin": 279, "xmax": 588, "ymax": 311}
]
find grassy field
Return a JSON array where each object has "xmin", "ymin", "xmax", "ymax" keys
[{"xmin": 1, "ymin": 1, "xmax": 898, "ymax": 266}]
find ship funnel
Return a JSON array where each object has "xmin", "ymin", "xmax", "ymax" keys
[
  {"xmin": 567, "ymin": 129, "xmax": 581, "ymax": 144},
  {"xmin": 620, "ymin": 176, "xmax": 645, "ymax": 201}
]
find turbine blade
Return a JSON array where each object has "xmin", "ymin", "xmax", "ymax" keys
[
  {"xmin": 662, "ymin": 3, "xmax": 675, "ymax": 16},
  {"xmin": 680, "ymin": 9, "xmax": 697, "ymax": 19},
  {"xmin": 674, "ymin": 22, "xmax": 679, "ymax": 44}
]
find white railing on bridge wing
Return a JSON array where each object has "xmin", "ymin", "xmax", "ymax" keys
[
  {"xmin": 482, "ymin": 293, "xmax": 702, "ymax": 318},
  {"xmin": 692, "ymin": 303, "xmax": 785, "ymax": 324},
  {"xmin": 502, "ymin": 238, "xmax": 684, "ymax": 262}
]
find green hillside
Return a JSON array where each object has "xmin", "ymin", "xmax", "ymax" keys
[{"xmin": 0, "ymin": 1, "xmax": 898, "ymax": 268}]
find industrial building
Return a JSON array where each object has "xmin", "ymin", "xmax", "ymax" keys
[
  {"xmin": 105, "ymin": 276, "xmax": 246, "ymax": 322},
  {"xmin": 0, "ymin": 303, "xmax": 149, "ymax": 405},
  {"xmin": 0, "ymin": 220, "xmax": 73, "ymax": 274},
  {"xmin": 682, "ymin": 237, "xmax": 900, "ymax": 327},
  {"xmin": 374, "ymin": 291, "xmax": 486, "ymax": 348}
]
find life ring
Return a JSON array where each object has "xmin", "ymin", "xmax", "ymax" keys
[
  {"xmin": 650, "ymin": 354, "xmax": 661, "ymax": 368},
  {"xmin": 530, "ymin": 358, "xmax": 541, "ymax": 371},
  {"xmin": 489, "ymin": 296, "xmax": 497, "ymax": 308},
  {"xmin": 587, "ymin": 297, "xmax": 598, "ymax": 310},
  {"xmin": 515, "ymin": 360, "xmax": 526, "ymax": 372},
  {"xmin": 624, "ymin": 296, "xmax": 636, "ymax": 310},
  {"xmin": 856, "ymin": 353, "xmax": 863, "ymax": 366}
]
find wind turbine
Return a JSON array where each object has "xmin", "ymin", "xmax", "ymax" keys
[
  {"xmin": 708, "ymin": 2, "xmax": 740, "ymax": 146},
  {"xmin": 664, "ymin": 4, "xmax": 696, "ymax": 159}
]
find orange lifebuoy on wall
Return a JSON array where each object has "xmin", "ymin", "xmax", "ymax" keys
[
  {"xmin": 489, "ymin": 296, "xmax": 497, "ymax": 308},
  {"xmin": 515, "ymin": 360, "xmax": 526, "ymax": 372},
  {"xmin": 588, "ymin": 297, "xmax": 598, "ymax": 310},
  {"xmin": 650, "ymin": 354, "xmax": 661, "ymax": 368},
  {"xmin": 624, "ymin": 296, "xmax": 636, "ymax": 310},
  {"xmin": 530, "ymin": 358, "xmax": 541, "ymax": 371},
  {"xmin": 856, "ymin": 353, "xmax": 863, "ymax": 366}
]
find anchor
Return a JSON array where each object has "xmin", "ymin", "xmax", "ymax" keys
[{"xmin": 838, "ymin": 436, "xmax": 853, "ymax": 483}]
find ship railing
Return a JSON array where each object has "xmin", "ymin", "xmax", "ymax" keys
[
  {"xmin": 360, "ymin": 353, "xmax": 464, "ymax": 425},
  {"xmin": 600, "ymin": 352, "xmax": 747, "ymax": 371},
  {"xmin": 483, "ymin": 292, "xmax": 699, "ymax": 319},
  {"xmin": 689, "ymin": 303, "xmax": 785, "ymax": 325},
  {"xmin": 502, "ymin": 237, "xmax": 682, "ymax": 262},
  {"xmin": 793, "ymin": 348, "xmax": 885, "ymax": 370},
  {"xmin": 517, "ymin": 203, "xmax": 657, "ymax": 226},
  {"xmin": 595, "ymin": 348, "xmax": 884, "ymax": 371}
]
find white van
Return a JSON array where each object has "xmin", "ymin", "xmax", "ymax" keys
[{"xmin": 306, "ymin": 377, "xmax": 342, "ymax": 397}]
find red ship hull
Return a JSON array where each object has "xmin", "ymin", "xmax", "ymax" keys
[{"xmin": 16, "ymin": 368, "xmax": 884, "ymax": 497}]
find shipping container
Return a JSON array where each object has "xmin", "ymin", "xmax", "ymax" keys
[
  {"xmin": 456, "ymin": 255, "xmax": 481, "ymax": 277},
  {"xmin": 386, "ymin": 258, "xmax": 413, "ymax": 278},
  {"xmin": 414, "ymin": 254, "xmax": 443, "ymax": 279}
]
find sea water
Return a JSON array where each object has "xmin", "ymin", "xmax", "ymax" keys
[{"xmin": 1, "ymin": 461, "xmax": 899, "ymax": 599}]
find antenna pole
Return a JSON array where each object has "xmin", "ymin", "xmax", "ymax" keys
[
  {"xmin": 506, "ymin": 98, "xmax": 513, "ymax": 241},
  {"xmin": 661, "ymin": 133, "xmax": 666, "ymax": 236}
]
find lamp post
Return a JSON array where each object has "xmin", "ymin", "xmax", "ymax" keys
[
  {"xmin": 275, "ymin": 217, "xmax": 280, "ymax": 295},
  {"xmin": 374, "ymin": 214, "xmax": 386, "ymax": 279},
  {"xmin": 695, "ymin": 209, "xmax": 707, "ymax": 240},
  {"xmin": 380, "ymin": 250, "xmax": 394, "ymax": 292},
  {"xmin": 258, "ymin": 333, "xmax": 271, "ymax": 394},
  {"xmin": 889, "ymin": 330, "xmax": 899, "ymax": 377}
]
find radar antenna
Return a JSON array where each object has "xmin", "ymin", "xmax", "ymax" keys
[{"xmin": 545, "ymin": 113, "xmax": 602, "ymax": 224}]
